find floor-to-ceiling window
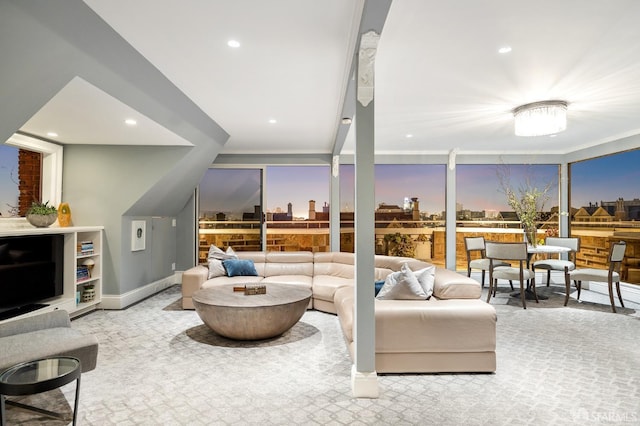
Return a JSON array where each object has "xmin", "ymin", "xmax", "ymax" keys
[
  {"xmin": 456, "ymin": 164, "xmax": 559, "ymax": 270},
  {"xmin": 265, "ymin": 166, "xmax": 330, "ymax": 251},
  {"xmin": 340, "ymin": 164, "xmax": 445, "ymax": 263},
  {"xmin": 339, "ymin": 164, "xmax": 354, "ymax": 252},
  {"xmin": 570, "ymin": 149, "xmax": 640, "ymax": 282},
  {"xmin": 198, "ymin": 168, "xmax": 262, "ymax": 263},
  {"xmin": 198, "ymin": 165, "xmax": 332, "ymax": 259}
]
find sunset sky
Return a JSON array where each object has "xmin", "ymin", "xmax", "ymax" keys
[
  {"xmin": 2, "ymin": 146, "xmax": 640, "ymax": 219},
  {"xmin": 0, "ymin": 145, "xmax": 19, "ymax": 217}
]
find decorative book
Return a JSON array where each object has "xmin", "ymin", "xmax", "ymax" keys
[{"xmin": 232, "ymin": 284, "xmax": 267, "ymax": 295}]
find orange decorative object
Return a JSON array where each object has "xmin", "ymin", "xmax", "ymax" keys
[{"xmin": 58, "ymin": 202, "xmax": 72, "ymax": 227}]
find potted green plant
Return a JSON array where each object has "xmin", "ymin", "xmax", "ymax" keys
[
  {"xmin": 497, "ymin": 166, "xmax": 551, "ymax": 247},
  {"xmin": 26, "ymin": 201, "xmax": 58, "ymax": 227},
  {"xmin": 384, "ymin": 233, "xmax": 416, "ymax": 258}
]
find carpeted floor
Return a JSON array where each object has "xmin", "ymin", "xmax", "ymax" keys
[
  {"xmin": 500, "ymin": 284, "xmax": 637, "ymax": 314},
  {"xmin": 5, "ymin": 278, "xmax": 640, "ymax": 425}
]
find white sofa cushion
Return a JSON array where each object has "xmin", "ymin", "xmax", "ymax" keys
[
  {"xmin": 264, "ymin": 251, "xmax": 314, "ymax": 277},
  {"xmin": 312, "ymin": 275, "xmax": 353, "ymax": 302},
  {"xmin": 433, "ymin": 267, "xmax": 482, "ymax": 299},
  {"xmin": 202, "ymin": 276, "xmax": 263, "ymax": 288},
  {"xmin": 262, "ymin": 275, "xmax": 312, "ymax": 287}
]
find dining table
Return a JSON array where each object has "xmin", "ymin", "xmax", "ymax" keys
[{"xmin": 513, "ymin": 244, "xmax": 572, "ymax": 300}]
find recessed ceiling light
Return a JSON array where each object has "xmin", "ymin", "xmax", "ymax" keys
[
  {"xmin": 46, "ymin": 132, "xmax": 58, "ymax": 138},
  {"xmin": 124, "ymin": 119, "xmax": 137, "ymax": 126},
  {"xmin": 227, "ymin": 40, "xmax": 240, "ymax": 48},
  {"xmin": 268, "ymin": 119, "xmax": 277, "ymax": 124},
  {"xmin": 498, "ymin": 46, "xmax": 512, "ymax": 54},
  {"xmin": 405, "ymin": 134, "xmax": 414, "ymax": 139}
]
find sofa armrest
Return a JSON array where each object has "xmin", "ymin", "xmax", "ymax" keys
[
  {"xmin": 433, "ymin": 267, "xmax": 481, "ymax": 299},
  {"xmin": 0, "ymin": 310, "xmax": 70, "ymax": 338},
  {"xmin": 181, "ymin": 265, "xmax": 209, "ymax": 308}
]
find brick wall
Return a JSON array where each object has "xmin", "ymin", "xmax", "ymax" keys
[{"xmin": 18, "ymin": 149, "xmax": 42, "ymax": 216}]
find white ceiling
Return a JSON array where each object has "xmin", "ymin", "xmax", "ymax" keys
[
  {"xmin": 19, "ymin": 0, "xmax": 640, "ymax": 156},
  {"xmin": 21, "ymin": 77, "xmax": 193, "ymax": 146}
]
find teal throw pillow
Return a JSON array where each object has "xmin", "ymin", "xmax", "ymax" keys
[
  {"xmin": 222, "ymin": 259, "xmax": 258, "ymax": 277},
  {"xmin": 374, "ymin": 280, "xmax": 385, "ymax": 296}
]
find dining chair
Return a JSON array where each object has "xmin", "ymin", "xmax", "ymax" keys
[
  {"xmin": 464, "ymin": 236, "xmax": 512, "ymax": 288},
  {"xmin": 531, "ymin": 236, "xmax": 580, "ymax": 286},
  {"xmin": 566, "ymin": 241, "xmax": 626, "ymax": 313},
  {"xmin": 485, "ymin": 241, "xmax": 536, "ymax": 309}
]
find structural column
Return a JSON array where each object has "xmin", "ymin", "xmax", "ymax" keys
[
  {"xmin": 445, "ymin": 150, "xmax": 458, "ymax": 270},
  {"xmin": 352, "ymin": 30, "xmax": 379, "ymax": 398},
  {"xmin": 560, "ymin": 162, "xmax": 569, "ymax": 237}
]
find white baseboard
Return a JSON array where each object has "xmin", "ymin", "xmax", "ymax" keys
[{"xmin": 101, "ymin": 273, "xmax": 180, "ymax": 310}]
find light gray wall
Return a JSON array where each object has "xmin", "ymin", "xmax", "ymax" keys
[
  {"xmin": 63, "ymin": 145, "xmax": 189, "ymax": 294},
  {"xmin": 176, "ymin": 193, "xmax": 197, "ymax": 271},
  {"xmin": 1, "ymin": 1, "xmax": 229, "ymax": 301},
  {"xmin": 119, "ymin": 216, "xmax": 176, "ymax": 294}
]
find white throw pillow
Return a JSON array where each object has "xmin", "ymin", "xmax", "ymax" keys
[
  {"xmin": 207, "ymin": 245, "xmax": 237, "ymax": 261},
  {"xmin": 207, "ymin": 259, "xmax": 227, "ymax": 279},
  {"xmin": 414, "ymin": 265, "xmax": 435, "ymax": 299},
  {"xmin": 376, "ymin": 263, "xmax": 427, "ymax": 300}
]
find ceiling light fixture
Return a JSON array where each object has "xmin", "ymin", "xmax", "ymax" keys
[
  {"xmin": 341, "ymin": 117, "xmax": 352, "ymax": 125},
  {"xmin": 513, "ymin": 100, "xmax": 568, "ymax": 137},
  {"xmin": 268, "ymin": 119, "xmax": 277, "ymax": 124},
  {"xmin": 498, "ymin": 46, "xmax": 512, "ymax": 54},
  {"xmin": 46, "ymin": 132, "xmax": 58, "ymax": 138},
  {"xmin": 125, "ymin": 119, "xmax": 137, "ymax": 126},
  {"xmin": 227, "ymin": 40, "xmax": 240, "ymax": 48}
]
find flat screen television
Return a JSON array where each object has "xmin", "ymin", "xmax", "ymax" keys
[{"xmin": 0, "ymin": 234, "xmax": 64, "ymax": 318}]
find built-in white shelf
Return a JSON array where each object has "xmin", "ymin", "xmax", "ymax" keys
[{"xmin": 0, "ymin": 225, "xmax": 103, "ymax": 323}]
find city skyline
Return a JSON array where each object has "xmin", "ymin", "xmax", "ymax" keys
[
  {"xmin": 2, "ymin": 147, "xmax": 640, "ymax": 219},
  {"xmin": 339, "ymin": 164, "xmax": 445, "ymax": 216},
  {"xmin": 570, "ymin": 149, "xmax": 640, "ymax": 208}
]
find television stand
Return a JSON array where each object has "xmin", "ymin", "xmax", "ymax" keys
[{"xmin": 0, "ymin": 303, "xmax": 48, "ymax": 321}]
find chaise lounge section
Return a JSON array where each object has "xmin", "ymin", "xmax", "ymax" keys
[
  {"xmin": 181, "ymin": 250, "xmax": 497, "ymax": 373},
  {"xmin": 0, "ymin": 310, "xmax": 99, "ymax": 373}
]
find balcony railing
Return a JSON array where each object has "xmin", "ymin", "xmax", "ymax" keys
[{"xmin": 197, "ymin": 218, "xmax": 640, "ymax": 283}]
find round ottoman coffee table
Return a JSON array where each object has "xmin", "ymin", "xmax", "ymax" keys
[{"xmin": 192, "ymin": 283, "xmax": 312, "ymax": 340}]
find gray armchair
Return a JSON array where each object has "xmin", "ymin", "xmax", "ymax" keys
[{"xmin": 0, "ymin": 310, "xmax": 98, "ymax": 373}]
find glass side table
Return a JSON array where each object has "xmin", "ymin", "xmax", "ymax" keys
[{"xmin": 0, "ymin": 357, "xmax": 81, "ymax": 425}]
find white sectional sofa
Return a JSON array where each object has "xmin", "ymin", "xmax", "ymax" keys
[{"xmin": 181, "ymin": 250, "xmax": 497, "ymax": 373}]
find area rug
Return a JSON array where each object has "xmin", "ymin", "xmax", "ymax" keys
[
  {"xmin": 5, "ymin": 284, "xmax": 640, "ymax": 425},
  {"xmin": 184, "ymin": 321, "xmax": 321, "ymax": 348},
  {"xmin": 3, "ymin": 391, "xmax": 73, "ymax": 425},
  {"xmin": 501, "ymin": 284, "xmax": 638, "ymax": 315}
]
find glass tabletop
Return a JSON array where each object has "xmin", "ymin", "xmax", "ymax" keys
[{"xmin": 0, "ymin": 357, "xmax": 80, "ymax": 386}]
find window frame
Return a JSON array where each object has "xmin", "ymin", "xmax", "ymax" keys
[{"xmin": 3, "ymin": 133, "xmax": 63, "ymax": 219}]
